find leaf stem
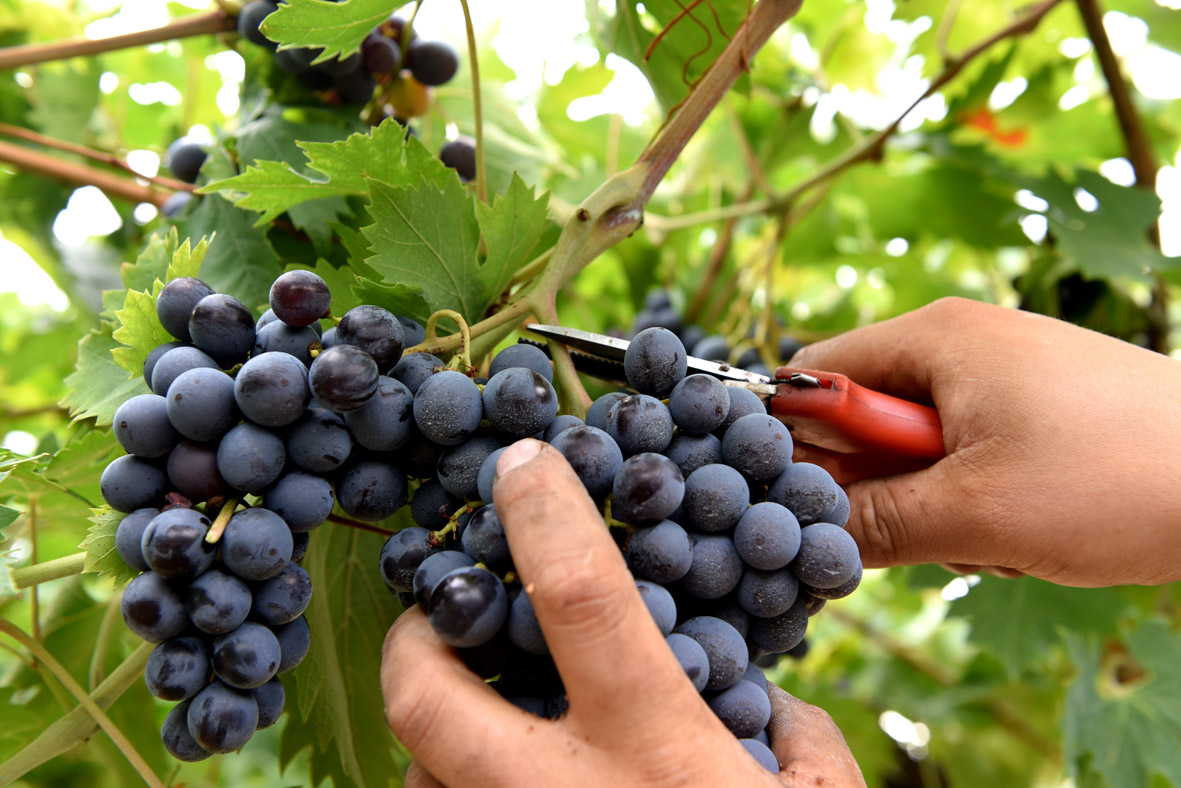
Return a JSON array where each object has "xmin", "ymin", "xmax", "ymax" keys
[
  {"xmin": 11, "ymin": 552, "xmax": 87, "ymax": 589},
  {"xmin": 204, "ymin": 497, "xmax": 240, "ymax": 544},
  {"xmin": 456, "ymin": 0, "xmax": 486, "ymax": 203},
  {"xmin": 0, "ymin": 122, "xmax": 196, "ymax": 192},
  {"xmin": 0, "ymin": 138, "xmax": 174, "ymax": 206},
  {"xmin": 89, "ymin": 592, "xmax": 123, "ymax": 691},
  {"xmin": 0, "ymin": 621, "xmax": 166, "ymax": 788},
  {"xmin": 0, "ymin": 9, "xmax": 235, "ymax": 70},
  {"xmin": 408, "ymin": 294, "xmax": 534, "ymax": 357}
]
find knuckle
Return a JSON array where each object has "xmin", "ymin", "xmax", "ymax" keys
[
  {"xmin": 529, "ymin": 551, "xmax": 631, "ymax": 634},
  {"xmin": 385, "ymin": 678, "xmax": 445, "ymax": 752},
  {"xmin": 853, "ymin": 484, "xmax": 912, "ymax": 565},
  {"xmin": 923, "ymin": 296, "xmax": 979, "ymax": 323}
]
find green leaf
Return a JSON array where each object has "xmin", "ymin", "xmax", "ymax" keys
[
  {"xmin": 1064, "ymin": 619, "xmax": 1181, "ymax": 788},
  {"xmin": 350, "ymin": 277, "xmax": 434, "ymax": 327},
  {"xmin": 953, "ymin": 576, "xmax": 1128, "ymax": 678},
  {"xmin": 61, "ymin": 326, "xmax": 151, "ymax": 426},
  {"xmin": 80, "ymin": 507, "xmax": 138, "ymax": 586},
  {"xmin": 0, "ymin": 504, "xmax": 18, "ymax": 531},
  {"xmin": 119, "ymin": 228, "xmax": 177, "ymax": 292},
  {"xmin": 165, "ymin": 233, "xmax": 211, "ymax": 281},
  {"xmin": 26, "ymin": 62, "xmax": 101, "ymax": 144},
  {"xmin": 261, "ymin": 0, "xmax": 398, "ymax": 62},
  {"xmin": 0, "ymin": 504, "xmax": 18, "ymax": 598},
  {"xmin": 362, "ymin": 176, "xmax": 484, "ymax": 323},
  {"xmin": 110, "ymin": 284, "xmax": 168, "ymax": 377},
  {"xmin": 474, "ymin": 174, "xmax": 552, "ymax": 300},
  {"xmin": 200, "ymin": 121, "xmax": 451, "ymax": 225},
  {"xmin": 279, "ymin": 524, "xmax": 403, "ymax": 788}
]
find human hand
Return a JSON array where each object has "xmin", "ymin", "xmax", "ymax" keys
[
  {"xmin": 382, "ymin": 439, "xmax": 867, "ymax": 788},
  {"xmin": 790, "ymin": 297, "xmax": 1181, "ymax": 587}
]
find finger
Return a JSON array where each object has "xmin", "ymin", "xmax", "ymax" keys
[
  {"xmin": 493, "ymin": 439, "xmax": 706, "ymax": 724},
  {"xmin": 381, "ymin": 608, "xmax": 561, "ymax": 786},
  {"xmin": 404, "ymin": 761, "xmax": 447, "ymax": 788},
  {"xmin": 766, "ymin": 685, "xmax": 866, "ymax": 788}
]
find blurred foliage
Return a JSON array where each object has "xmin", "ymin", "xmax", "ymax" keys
[{"xmin": 0, "ymin": 0, "xmax": 1179, "ymax": 787}]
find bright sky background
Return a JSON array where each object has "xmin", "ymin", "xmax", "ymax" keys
[{"xmin": 2, "ymin": 0, "xmax": 1180, "ymax": 314}]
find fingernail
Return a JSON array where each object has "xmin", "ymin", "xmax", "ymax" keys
[{"xmin": 496, "ymin": 438, "xmax": 544, "ymax": 477}]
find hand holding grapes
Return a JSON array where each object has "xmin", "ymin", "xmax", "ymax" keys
[
  {"xmin": 381, "ymin": 440, "xmax": 867, "ymax": 788},
  {"xmin": 789, "ymin": 297, "xmax": 1181, "ymax": 587}
]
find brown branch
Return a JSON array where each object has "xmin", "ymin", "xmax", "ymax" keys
[
  {"xmin": 0, "ymin": 10, "xmax": 235, "ymax": 71},
  {"xmin": 1075, "ymin": 0, "xmax": 1170, "ymax": 353},
  {"xmin": 326, "ymin": 514, "xmax": 397, "ymax": 537},
  {"xmin": 0, "ymin": 138, "xmax": 173, "ymax": 206},
  {"xmin": 0, "ymin": 123, "xmax": 196, "ymax": 192}
]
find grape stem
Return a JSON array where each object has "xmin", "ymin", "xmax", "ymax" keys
[
  {"xmin": 326, "ymin": 514, "xmax": 397, "ymax": 536},
  {"xmin": 0, "ymin": 9, "xmax": 236, "ymax": 70},
  {"xmin": 424, "ymin": 309, "xmax": 473, "ymax": 370},
  {"xmin": 430, "ymin": 502, "xmax": 476, "ymax": 546},
  {"xmin": 204, "ymin": 497, "xmax": 240, "ymax": 544},
  {"xmin": 456, "ymin": 0, "xmax": 487, "ymax": 204},
  {"xmin": 10, "ymin": 552, "xmax": 86, "ymax": 589},
  {"xmin": 0, "ymin": 621, "xmax": 166, "ymax": 788}
]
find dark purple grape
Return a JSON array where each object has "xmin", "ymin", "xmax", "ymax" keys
[
  {"xmin": 343, "ymin": 376, "xmax": 415, "ymax": 452},
  {"xmin": 269, "ymin": 270, "xmax": 331, "ymax": 327},
  {"xmin": 409, "ymin": 480, "xmax": 462, "ymax": 529},
  {"xmin": 427, "ymin": 566, "xmax": 508, "ymax": 648},
  {"xmin": 550, "ymin": 425, "xmax": 623, "ymax": 499},
  {"xmin": 336, "ymin": 458, "xmax": 407, "ymax": 522},
  {"xmin": 233, "ymin": 352, "xmax": 310, "ymax": 428},
  {"xmin": 212, "ymin": 621, "xmax": 281, "ymax": 689},
  {"xmin": 115, "ymin": 507, "xmax": 158, "ymax": 572},
  {"xmin": 188, "ymin": 293, "xmax": 255, "ymax": 369},
  {"xmin": 413, "ymin": 550, "xmax": 476, "ymax": 609},
  {"xmin": 482, "ymin": 368, "xmax": 558, "ymax": 439},
  {"xmin": 252, "ymin": 321, "xmax": 318, "ymax": 366},
  {"xmin": 604, "ymin": 394, "xmax": 674, "ymax": 457},
  {"xmin": 286, "ymin": 407, "xmax": 351, "ymax": 473},
  {"xmin": 216, "ymin": 422, "xmax": 286, "ymax": 493},
  {"xmin": 220, "ymin": 507, "xmax": 293, "ymax": 582},
  {"xmin": 237, "ymin": 0, "xmax": 279, "ymax": 48},
  {"xmin": 100, "ymin": 454, "xmax": 166, "ymax": 513},
  {"xmin": 413, "ymin": 370, "xmax": 483, "ymax": 446},
  {"xmin": 187, "ymin": 681, "xmax": 259, "ymax": 753},
  {"xmin": 252, "ymin": 678, "xmax": 285, "ymax": 728},
  {"xmin": 308, "ymin": 344, "xmax": 379, "ymax": 413},
  {"xmin": 460, "ymin": 504, "xmax": 509, "ymax": 566},
  {"xmin": 440, "ymin": 138, "xmax": 476, "ymax": 180},
  {"xmin": 274, "ymin": 615, "xmax": 310, "ymax": 673},
  {"xmin": 721, "ymin": 413, "xmax": 793, "ymax": 481},
  {"xmin": 334, "ymin": 69, "xmax": 377, "ymax": 105},
  {"xmin": 406, "ymin": 39, "xmax": 459, "ymax": 86},
  {"xmin": 263, "ymin": 471, "xmax": 334, "ymax": 532},
  {"xmin": 611, "ymin": 452, "xmax": 684, "ymax": 525},
  {"xmin": 252, "ymin": 563, "xmax": 313, "ymax": 626},
  {"xmin": 380, "ymin": 527, "xmax": 442, "ymax": 592},
  {"xmin": 186, "ymin": 567, "xmax": 252, "ymax": 634},
  {"xmin": 391, "ymin": 352, "xmax": 442, "ymax": 394},
  {"xmin": 624, "ymin": 327, "xmax": 686, "ymax": 398},
  {"xmin": 489, "ymin": 343, "xmax": 553, "ymax": 382},
  {"xmin": 150, "ymin": 345, "xmax": 218, "ymax": 396},
  {"xmin": 336, "ymin": 305, "xmax": 404, "ymax": 373},
  {"xmin": 113, "ymin": 393, "xmax": 178, "ymax": 458},
  {"xmin": 140, "ymin": 508, "xmax": 216, "ymax": 580},
  {"xmin": 438, "ymin": 436, "xmax": 501, "ymax": 501},
  {"xmin": 166, "ymin": 440, "xmax": 228, "ymax": 503},
  {"xmin": 789, "ymin": 523, "xmax": 860, "ymax": 589},
  {"xmin": 675, "ymin": 616, "xmax": 747, "ymax": 691},
  {"xmin": 121, "ymin": 572, "xmax": 187, "ymax": 642},
  {"xmin": 160, "ymin": 191, "xmax": 193, "ymax": 218},
  {"xmin": 166, "ymin": 139, "xmax": 207, "ymax": 184},
  {"xmin": 161, "ymin": 700, "xmax": 211, "ymax": 761},
  {"xmin": 145, "ymin": 636, "xmax": 210, "ymax": 700},
  {"xmin": 362, "ymin": 32, "xmax": 401, "ymax": 74},
  {"xmin": 156, "ymin": 277, "xmax": 214, "ymax": 342},
  {"xmin": 166, "ymin": 367, "xmax": 238, "ymax": 442},
  {"xmin": 143, "ymin": 340, "xmax": 186, "ymax": 388},
  {"xmin": 667, "ymin": 374, "xmax": 730, "ymax": 435},
  {"xmin": 626, "ymin": 520, "xmax": 692, "ymax": 583}
]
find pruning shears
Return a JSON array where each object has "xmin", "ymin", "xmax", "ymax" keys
[{"xmin": 523, "ymin": 324, "xmax": 945, "ymax": 484}]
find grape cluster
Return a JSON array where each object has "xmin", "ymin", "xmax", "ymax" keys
[
  {"xmin": 378, "ymin": 327, "xmax": 859, "ymax": 774},
  {"xmin": 236, "ymin": 6, "xmax": 458, "ymax": 112},
  {"xmin": 629, "ymin": 289, "xmax": 805, "ymax": 379},
  {"xmin": 101, "ymin": 270, "xmax": 380, "ymax": 761}
]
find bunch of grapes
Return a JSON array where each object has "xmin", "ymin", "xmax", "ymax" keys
[
  {"xmin": 378, "ymin": 328, "xmax": 859, "ymax": 774},
  {"xmin": 628, "ymin": 289, "xmax": 805, "ymax": 379}
]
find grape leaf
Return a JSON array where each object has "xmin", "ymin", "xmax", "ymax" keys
[
  {"xmin": 0, "ymin": 505, "xmax": 18, "ymax": 531},
  {"xmin": 80, "ymin": 507, "xmax": 137, "ymax": 587},
  {"xmin": 350, "ymin": 277, "xmax": 434, "ymax": 328},
  {"xmin": 110, "ymin": 284, "xmax": 168, "ymax": 377},
  {"xmin": 61, "ymin": 326, "xmax": 151, "ymax": 426},
  {"xmin": 200, "ymin": 121, "xmax": 451, "ymax": 225},
  {"xmin": 176, "ymin": 194, "xmax": 283, "ymax": 308},
  {"xmin": 119, "ymin": 229, "xmax": 177, "ymax": 292},
  {"xmin": 1064, "ymin": 619, "xmax": 1181, "ymax": 788},
  {"xmin": 0, "ymin": 504, "xmax": 19, "ymax": 598},
  {"xmin": 953, "ymin": 576, "xmax": 1128, "ymax": 678},
  {"xmin": 474, "ymin": 174, "xmax": 552, "ymax": 300},
  {"xmin": 165, "ymin": 233, "xmax": 210, "ymax": 281},
  {"xmin": 362, "ymin": 176, "xmax": 484, "ymax": 322},
  {"xmin": 278, "ymin": 524, "xmax": 403, "ymax": 788},
  {"xmin": 260, "ymin": 0, "xmax": 398, "ymax": 63}
]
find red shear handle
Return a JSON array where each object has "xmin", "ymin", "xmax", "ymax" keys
[{"xmin": 769, "ymin": 367, "xmax": 944, "ymax": 461}]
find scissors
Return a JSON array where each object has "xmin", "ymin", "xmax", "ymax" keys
[{"xmin": 523, "ymin": 324, "xmax": 945, "ymax": 484}]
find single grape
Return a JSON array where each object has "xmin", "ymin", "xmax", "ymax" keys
[
  {"xmin": 803, "ymin": 564, "xmax": 862, "ymax": 600},
  {"xmin": 379, "ymin": 527, "xmax": 441, "ymax": 592},
  {"xmin": 766, "ymin": 462, "xmax": 849, "ymax": 527},
  {"xmin": 156, "ymin": 277, "xmax": 214, "ymax": 342},
  {"xmin": 391, "ymin": 352, "xmax": 442, "ymax": 394},
  {"xmin": 237, "ymin": 0, "xmax": 279, "ymax": 48},
  {"xmin": 233, "ymin": 352, "xmax": 310, "ymax": 428},
  {"xmin": 362, "ymin": 32, "xmax": 401, "ymax": 74},
  {"xmin": 121, "ymin": 571, "xmax": 188, "ymax": 642},
  {"xmin": 113, "ymin": 393, "xmax": 178, "ymax": 458},
  {"xmin": 286, "ymin": 407, "xmax": 352, "ymax": 473},
  {"xmin": 409, "ymin": 479, "xmax": 463, "ymax": 529},
  {"xmin": 145, "ymin": 636, "xmax": 210, "ymax": 701},
  {"xmin": 166, "ymin": 440, "xmax": 228, "ymax": 503},
  {"xmin": 216, "ymin": 422, "xmax": 286, "ymax": 493},
  {"xmin": 407, "ymin": 39, "xmax": 459, "ymax": 86},
  {"xmin": 742, "ymin": 661, "xmax": 768, "ymax": 692},
  {"xmin": 550, "ymin": 425, "xmax": 624, "ymax": 499},
  {"xmin": 721, "ymin": 413, "xmax": 793, "ymax": 481},
  {"xmin": 708, "ymin": 679, "xmax": 771, "ymax": 738},
  {"xmin": 220, "ymin": 507, "xmax": 293, "ymax": 581},
  {"xmin": 508, "ymin": 589, "xmax": 548, "ymax": 655},
  {"xmin": 161, "ymin": 700, "xmax": 211, "ymax": 762},
  {"xmin": 188, "ymin": 293, "xmax": 255, "ymax": 369},
  {"xmin": 336, "ymin": 305, "xmax": 405, "ymax": 373},
  {"xmin": 166, "ymin": 367, "xmax": 238, "ymax": 442},
  {"xmin": 668, "ymin": 374, "xmax": 730, "ymax": 435},
  {"xmin": 483, "ymin": 368, "xmax": 558, "ymax": 439},
  {"xmin": 252, "ymin": 321, "xmax": 319, "ymax": 366},
  {"xmin": 212, "ymin": 621, "xmax": 282, "ymax": 689},
  {"xmin": 675, "ymin": 616, "xmax": 747, "ymax": 691},
  {"xmin": 319, "ymin": 325, "xmax": 336, "ymax": 349},
  {"xmin": 438, "ymin": 436, "xmax": 501, "ymax": 501},
  {"xmin": 605, "ymin": 394, "xmax": 674, "ymax": 456},
  {"xmin": 166, "ymin": 139, "xmax": 207, "ymax": 184},
  {"xmin": 160, "ymin": 191, "xmax": 193, "ymax": 218},
  {"xmin": 789, "ymin": 523, "xmax": 860, "ymax": 589},
  {"xmin": 741, "ymin": 738, "xmax": 780, "ymax": 774},
  {"xmin": 681, "ymin": 464, "xmax": 749, "ymax": 532},
  {"xmin": 140, "ymin": 508, "xmax": 216, "ymax": 580},
  {"xmin": 187, "ymin": 681, "xmax": 260, "ymax": 753},
  {"xmin": 269, "ymin": 270, "xmax": 331, "ymax": 327},
  {"xmin": 150, "ymin": 345, "xmax": 219, "ymax": 396},
  {"xmin": 291, "ymin": 531, "xmax": 309, "ymax": 563},
  {"xmin": 143, "ymin": 340, "xmax": 186, "ymax": 388},
  {"xmin": 476, "ymin": 446, "xmax": 507, "ymax": 504},
  {"xmin": 662, "ymin": 432, "xmax": 722, "ymax": 478},
  {"xmin": 439, "ymin": 138, "xmax": 476, "ymax": 180},
  {"xmin": 543, "ymin": 415, "xmax": 582, "ymax": 444},
  {"xmin": 186, "ymin": 568, "xmax": 252, "ymax": 634},
  {"xmin": 252, "ymin": 563, "xmax": 313, "ymax": 626},
  {"xmin": 624, "ymin": 328, "xmax": 687, "ymax": 398},
  {"xmin": 343, "ymin": 376, "xmax": 415, "ymax": 452},
  {"xmin": 253, "ymin": 678, "xmax": 285, "ymax": 728},
  {"xmin": 308, "ymin": 344, "xmax": 380, "ymax": 413},
  {"xmin": 716, "ymin": 386, "xmax": 768, "ymax": 435},
  {"xmin": 336, "ymin": 458, "xmax": 407, "ymax": 522},
  {"xmin": 397, "ymin": 316, "xmax": 425, "ymax": 346},
  {"xmin": 748, "ymin": 596, "xmax": 809, "ymax": 653},
  {"xmin": 115, "ymin": 507, "xmax": 158, "ymax": 572},
  {"xmin": 682, "ymin": 533, "xmax": 744, "ymax": 600},
  {"xmin": 460, "ymin": 504, "xmax": 510, "ymax": 566},
  {"xmin": 489, "ymin": 344, "xmax": 553, "ymax": 382},
  {"xmin": 100, "ymin": 454, "xmax": 166, "ymax": 513},
  {"xmin": 666, "ymin": 632, "xmax": 710, "ymax": 693},
  {"xmin": 678, "ymin": 596, "xmax": 750, "ymax": 639},
  {"xmin": 626, "ymin": 520, "xmax": 692, "ymax": 584},
  {"xmin": 413, "ymin": 370, "xmax": 483, "ymax": 446},
  {"xmin": 262, "ymin": 471, "xmax": 334, "ymax": 532},
  {"xmin": 427, "ymin": 566, "xmax": 508, "ymax": 648},
  {"xmin": 737, "ymin": 567, "xmax": 799, "ymax": 618},
  {"xmin": 585, "ymin": 392, "xmax": 628, "ymax": 431},
  {"xmin": 611, "ymin": 452, "xmax": 685, "ymax": 525},
  {"xmin": 733, "ymin": 502, "xmax": 801, "ymax": 570},
  {"xmin": 273, "ymin": 615, "xmax": 310, "ymax": 673},
  {"xmin": 413, "ymin": 550, "xmax": 476, "ymax": 609},
  {"xmin": 636, "ymin": 580, "xmax": 677, "ymax": 636}
]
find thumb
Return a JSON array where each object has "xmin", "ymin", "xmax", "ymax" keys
[{"xmin": 767, "ymin": 685, "xmax": 866, "ymax": 787}]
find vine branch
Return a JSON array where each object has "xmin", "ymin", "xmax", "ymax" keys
[
  {"xmin": 10, "ymin": 552, "xmax": 86, "ymax": 588},
  {"xmin": 0, "ymin": 138, "xmax": 174, "ymax": 206},
  {"xmin": 457, "ymin": 0, "xmax": 486, "ymax": 203},
  {"xmin": 0, "ymin": 10, "xmax": 236, "ymax": 70}
]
